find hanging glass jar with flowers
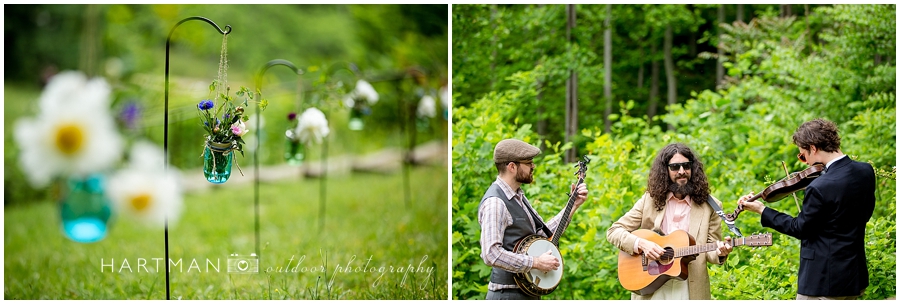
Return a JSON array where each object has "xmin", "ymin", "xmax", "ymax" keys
[
  {"xmin": 197, "ymin": 83, "xmax": 262, "ymax": 184},
  {"xmin": 283, "ymin": 112, "xmax": 304, "ymax": 165},
  {"xmin": 342, "ymin": 79, "xmax": 379, "ymax": 131},
  {"xmin": 13, "ymin": 71, "xmax": 125, "ymax": 243}
]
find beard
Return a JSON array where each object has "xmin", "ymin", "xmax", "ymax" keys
[
  {"xmin": 515, "ymin": 167, "xmax": 534, "ymax": 184},
  {"xmin": 668, "ymin": 176, "xmax": 694, "ymax": 198}
]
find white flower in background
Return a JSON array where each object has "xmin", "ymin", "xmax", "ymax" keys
[
  {"xmin": 108, "ymin": 141, "xmax": 183, "ymax": 227},
  {"xmin": 417, "ymin": 95, "xmax": 436, "ymax": 118},
  {"xmin": 439, "ymin": 86, "xmax": 448, "ymax": 110},
  {"xmin": 294, "ymin": 107, "xmax": 330, "ymax": 144},
  {"xmin": 13, "ymin": 71, "xmax": 124, "ymax": 188},
  {"xmin": 343, "ymin": 79, "xmax": 379, "ymax": 108}
]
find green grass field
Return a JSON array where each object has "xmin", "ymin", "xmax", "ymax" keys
[{"xmin": 4, "ymin": 165, "xmax": 448, "ymax": 300}]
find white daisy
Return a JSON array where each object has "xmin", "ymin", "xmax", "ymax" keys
[
  {"xmin": 107, "ymin": 141, "xmax": 183, "ymax": 227},
  {"xmin": 13, "ymin": 71, "xmax": 123, "ymax": 188},
  {"xmin": 294, "ymin": 107, "xmax": 330, "ymax": 145},
  {"xmin": 417, "ymin": 95, "xmax": 436, "ymax": 118}
]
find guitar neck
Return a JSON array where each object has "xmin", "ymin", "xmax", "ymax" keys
[
  {"xmin": 674, "ymin": 237, "xmax": 750, "ymax": 258},
  {"xmin": 550, "ymin": 176, "xmax": 584, "ymax": 246}
]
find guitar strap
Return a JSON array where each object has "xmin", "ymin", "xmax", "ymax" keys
[
  {"xmin": 523, "ymin": 198, "xmax": 553, "ymax": 238},
  {"xmin": 706, "ymin": 196, "xmax": 744, "ymax": 238}
]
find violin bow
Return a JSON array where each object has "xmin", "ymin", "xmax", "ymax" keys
[{"xmin": 781, "ymin": 161, "xmax": 802, "ymax": 211}]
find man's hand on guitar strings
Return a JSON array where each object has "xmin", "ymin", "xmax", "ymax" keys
[
  {"xmin": 532, "ymin": 250, "xmax": 560, "ymax": 272},
  {"xmin": 637, "ymin": 238, "xmax": 665, "ymax": 261}
]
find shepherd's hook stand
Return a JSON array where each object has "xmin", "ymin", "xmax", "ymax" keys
[
  {"xmin": 253, "ymin": 59, "xmax": 303, "ymax": 266},
  {"xmin": 163, "ymin": 16, "xmax": 231, "ymax": 300}
]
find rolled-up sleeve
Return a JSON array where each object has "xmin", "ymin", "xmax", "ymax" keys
[{"xmin": 478, "ymin": 197, "xmax": 533, "ymax": 273}]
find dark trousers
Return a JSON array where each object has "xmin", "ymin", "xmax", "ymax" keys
[{"xmin": 486, "ymin": 288, "xmax": 540, "ymax": 300}]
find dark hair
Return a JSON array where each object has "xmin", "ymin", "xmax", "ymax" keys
[
  {"xmin": 792, "ymin": 118, "xmax": 841, "ymax": 153},
  {"xmin": 495, "ymin": 162, "xmax": 508, "ymax": 174},
  {"xmin": 647, "ymin": 143, "xmax": 710, "ymax": 210}
]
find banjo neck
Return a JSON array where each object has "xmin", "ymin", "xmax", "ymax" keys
[{"xmin": 550, "ymin": 170, "xmax": 586, "ymax": 246}]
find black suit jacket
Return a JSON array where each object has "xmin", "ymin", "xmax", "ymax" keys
[{"xmin": 761, "ymin": 156, "xmax": 875, "ymax": 297}]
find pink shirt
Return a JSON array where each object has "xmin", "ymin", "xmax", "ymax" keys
[
  {"xmin": 633, "ymin": 192, "xmax": 693, "ymax": 252},
  {"xmin": 661, "ymin": 192, "xmax": 692, "ymax": 235}
]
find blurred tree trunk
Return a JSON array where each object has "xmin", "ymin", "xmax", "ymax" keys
[
  {"xmin": 687, "ymin": 4, "xmax": 697, "ymax": 57},
  {"xmin": 737, "ymin": 4, "xmax": 744, "ymax": 22},
  {"xmin": 603, "ymin": 4, "xmax": 613, "ymax": 133},
  {"xmin": 780, "ymin": 4, "xmax": 792, "ymax": 17},
  {"xmin": 648, "ymin": 38, "xmax": 660, "ymax": 122},
  {"xmin": 716, "ymin": 4, "xmax": 725, "ymax": 87},
  {"xmin": 490, "ymin": 4, "xmax": 498, "ymax": 91},
  {"xmin": 565, "ymin": 4, "xmax": 578, "ymax": 163},
  {"xmin": 664, "ymin": 24, "xmax": 676, "ymax": 131}
]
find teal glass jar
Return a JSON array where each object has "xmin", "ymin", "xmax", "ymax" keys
[
  {"xmin": 203, "ymin": 140, "xmax": 233, "ymax": 184},
  {"xmin": 348, "ymin": 107, "xmax": 365, "ymax": 131},
  {"xmin": 284, "ymin": 129, "xmax": 304, "ymax": 166},
  {"xmin": 59, "ymin": 174, "xmax": 112, "ymax": 243}
]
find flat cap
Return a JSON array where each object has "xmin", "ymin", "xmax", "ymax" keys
[{"xmin": 493, "ymin": 139, "xmax": 541, "ymax": 164}]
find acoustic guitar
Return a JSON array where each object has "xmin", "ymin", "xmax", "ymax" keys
[
  {"xmin": 617, "ymin": 229, "xmax": 772, "ymax": 295},
  {"xmin": 511, "ymin": 156, "xmax": 589, "ymax": 297}
]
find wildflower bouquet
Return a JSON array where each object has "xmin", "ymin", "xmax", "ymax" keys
[{"xmin": 197, "ymin": 80, "xmax": 267, "ymax": 183}]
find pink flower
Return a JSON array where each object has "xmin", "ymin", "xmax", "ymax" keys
[{"xmin": 231, "ymin": 120, "xmax": 249, "ymax": 137}]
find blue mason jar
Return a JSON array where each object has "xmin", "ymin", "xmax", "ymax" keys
[{"xmin": 59, "ymin": 174, "xmax": 112, "ymax": 243}]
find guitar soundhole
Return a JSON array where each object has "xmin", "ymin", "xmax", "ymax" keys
[{"xmin": 658, "ymin": 247, "xmax": 675, "ymax": 265}]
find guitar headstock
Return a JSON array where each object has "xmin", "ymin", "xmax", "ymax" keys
[
  {"xmin": 573, "ymin": 155, "xmax": 590, "ymax": 179},
  {"xmin": 745, "ymin": 232, "xmax": 773, "ymax": 247}
]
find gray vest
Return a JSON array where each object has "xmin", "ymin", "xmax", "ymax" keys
[{"xmin": 479, "ymin": 182, "xmax": 547, "ymax": 286}]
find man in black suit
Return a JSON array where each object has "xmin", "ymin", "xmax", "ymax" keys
[{"xmin": 738, "ymin": 118, "xmax": 876, "ymax": 300}]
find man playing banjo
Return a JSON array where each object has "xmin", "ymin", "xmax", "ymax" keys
[{"xmin": 478, "ymin": 139, "xmax": 589, "ymax": 300}]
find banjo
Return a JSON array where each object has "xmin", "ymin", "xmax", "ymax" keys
[{"xmin": 512, "ymin": 155, "xmax": 589, "ymax": 297}]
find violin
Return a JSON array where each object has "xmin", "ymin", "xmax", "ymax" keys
[{"xmin": 724, "ymin": 163, "xmax": 825, "ymax": 221}]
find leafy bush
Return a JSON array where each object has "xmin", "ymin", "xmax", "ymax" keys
[{"xmin": 452, "ymin": 4, "xmax": 895, "ymax": 300}]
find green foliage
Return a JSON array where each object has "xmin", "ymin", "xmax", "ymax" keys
[{"xmin": 453, "ymin": 4, "xmax": 895, "ymax": 300}]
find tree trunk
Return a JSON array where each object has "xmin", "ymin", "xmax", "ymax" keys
[
  {"xmin": 565, "ymin": 4, "xmax": 578, "ymax": 163},
  {"xmin": 648, "ymin": 38, "xmax": 660, "ymax": 121},
  {"xmin": 737, "ymin": 4, "xmax": 744, "ymax": 22},
  {"xmin": 536, "ymin": 78, "xmax": 547, "ymax": 151},
  {"xmin": 716, "ymin": 4, "xmax": 725, "ymax": 87},
  {"xmin": 637, "ymin": 48, "xmax": 645, "ymax": 90},
  {"xmin": 490, "ymin": 4, "xmax": 498, "ymax": 90},
  {"xmin": 687, "ymin": 5, "xmax": 696, "ymax": 58},
  {"xmin": 664, "ymin": 24, "xmax": 676, "ymax": 131},
  {"xmin": 780, "ymin": 4, "xmax": 792, "ymax": 17},
  {"xmin": 603, "ymin": 4, "xmax": 613, "ymax": 133}
]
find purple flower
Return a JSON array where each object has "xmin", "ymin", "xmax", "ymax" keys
[
  {"xmin": 287, "ymin": 112, "xmax": 297, "ymax": 121},
  {"xmin": 198, "ymin": 99, "xmax": 214, "ymax": 110},
  {"xmin": 224, "ymin": 113, "xmax": 231, "ymax": 121},
  {"xmin": 119, "ymin": 102, "xmax": 141, "ymax": 129}
]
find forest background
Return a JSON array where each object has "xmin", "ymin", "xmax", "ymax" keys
[{"xmin": 451, "ymin": 4, "xmax": 895, "ymax": 300}]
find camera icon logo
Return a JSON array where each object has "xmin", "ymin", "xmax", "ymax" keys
[{"xmin": 227, "ymin": 253, "xmax": 259, "ymax": 273}]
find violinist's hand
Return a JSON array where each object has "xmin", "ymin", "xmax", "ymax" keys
[{"xmin": 738, "ymin": 192, "xmax": 765, "ymax": 214}]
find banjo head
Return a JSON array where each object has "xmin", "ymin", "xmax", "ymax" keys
[{"xmin": 522, "ymin": 238, "xmax": 563, "ymax": 290}]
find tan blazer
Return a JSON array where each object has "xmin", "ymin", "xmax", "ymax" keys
[{"xmin": 606, "ymin": 192, "xmax": 726, "ymax": 300}]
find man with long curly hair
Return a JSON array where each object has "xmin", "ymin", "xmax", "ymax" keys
[
  {"xmin": 607, "ymin": 143, "xmax": 733, "ymax": 300},
  {"xmin": 738, "ymin": 118, "xmax": 875, "ymax": 300}
]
